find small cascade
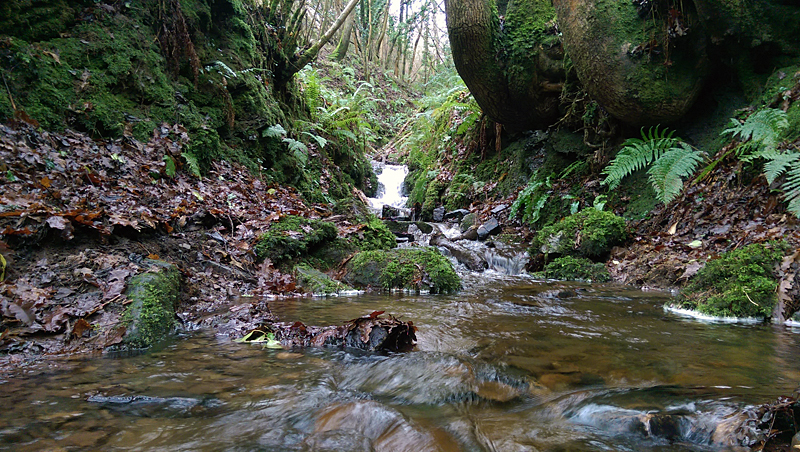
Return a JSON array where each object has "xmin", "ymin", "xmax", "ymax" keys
[{"xmin": 367, "ymin": 162, "xmax": 409, "ymax": 216}]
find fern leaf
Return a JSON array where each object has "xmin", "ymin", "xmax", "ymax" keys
[
  {"xmin": 762, "ymin": 150, "xmax": 800, "ymax": 184},
  {"xmin": 283, "ymin": 138, "xmax": 308, "ymax": 166},
  {"xmin": 647, "ymin": 143, "xmax": 704, "ymax": 203},
  {"xmin": 263, "ymin": 124, "xmax": 288, "ymax": 138},
  {"xmin": 300, "ymin": 131, "xmax": 327, "ymax": 149},
  {"xmin": 181, "ymin": 152, "xmax": 202, "ymax": 177},
  {"xmin": 602, "ymin": 126, "xmax": 682, "ymax": 190},
  {"xmin": 723, "ymin": 108, "xmax": 788, "ymax": 155},
  {"xmin": 782, "ymin": 161, "xmax": 800, "ymax": 217}
]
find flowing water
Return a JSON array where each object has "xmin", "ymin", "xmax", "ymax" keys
[{"xmin": 4, "ymin": 165, "xmax": 800, "ymax": 451}]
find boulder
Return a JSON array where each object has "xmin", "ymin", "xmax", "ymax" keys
[
  {"xmin": 553, "ymin": 0, "xmax": 710, "ymax": 125},
  {"xmin": 532, "ymin": 208, "xmax": 626, "ymax": 258},
  {"xmin": 432, "ymin": 206, "xmax": 446, "ymax": 222},
  {"xmin": 457, "ymin": 225, "xmax": 479, "ymax": 241},
  {"xmin": 477, "ymin": 217, "xmax": 501, "ymax": 240},
  {"xmin": 444, "ymin": 209, "xmax": 470, "ymax": 221},
  {"xmin": 430, "ymin": 232, "xmax": 487, "ymax": 272},
  {"xmin": 460, "ymin": 213, "xmax": 477, "ymax": 233},
  {"xmin": 342, "ymin": 248, "xmax": 460, "ymax": 294}
]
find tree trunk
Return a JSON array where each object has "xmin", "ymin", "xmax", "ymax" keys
[{"xmin": 332, "ymin": 9, "xmax": 356, "ymax": 61}]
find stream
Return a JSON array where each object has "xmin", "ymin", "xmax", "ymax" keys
[{"xmin": 2, "ymin": 164, "xmax": 800, "ymax": 451}]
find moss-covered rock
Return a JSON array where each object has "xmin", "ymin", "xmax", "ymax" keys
[
  {"xmin": 122, "ymin": 260, "xmax": 181, "ymax": 349},
  {"xmin": 383, "ymin": 220, "xmax": 434, "ymax": 235},
  {"xmin": 343, "ymin": 248, "xmax": 460, "ymax": 293},
  {"xmin": 673, "ymin": 243, "xmax": 785, "ymax": 319},
  {"xmin": 532, "ymin": 208, "xmax": 626, "ymax": 259},
  {"xmin": 537, "ymin": 256, "xmax": 610, "ymax": 282},
  {"xmin": 352, "ymin": 217, "xmax": 397, "ymax": 251},
  {"xmin": 553, "ymin": 0, "xmax": 709, "ymax": 126},
  {"xmin": 294, "ymin": 263, "xmax": 352, "ymax": 295},
  {"xmin": 255, "ymin": 215, "xmax": 337, "ymax": 264}
]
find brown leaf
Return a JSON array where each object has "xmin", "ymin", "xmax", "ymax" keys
[{"xmin": 71, "ymin": 319, "xmax": 91, "ymax": 338}]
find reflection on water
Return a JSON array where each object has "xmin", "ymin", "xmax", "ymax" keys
[{"xmin": 2, "ymin": 277, "xmax": 799, "ymax": 451}]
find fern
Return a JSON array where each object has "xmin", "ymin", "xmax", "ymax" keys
[
  {"xmin": 263, "ymin": 124, "xmax": 288, "ymax": 139},
  {"xmin": 760, "ymin": 149, "xmax": 800, "ymax": 184},
  {"xmin": 601, "ymin": 126, "xmax": 681, "ymax": 190},
  {"xmin": 181, "ymin": 152, "xmax": 202, "ymax": 177},
  {"xmin": 722, "ymin": 108, "xmax": 789, "ymax": 156},
  {"xmin": 510, "ymin": 177, "xmax": 551, "ymax": 225},
  {"xmin": 283, "ymin": 138, "xmax": 308, "ymax": 166},
  {"xmin": 647, "ymin": 143, "xmax": 705, "ymax": 203},
  {"xmin": 300, "ymin": 131, "xmax": 327, "ymax": 149},
  {"xmin": 786, "ymin": 162, "xmax": 800, "ymax": 217}
]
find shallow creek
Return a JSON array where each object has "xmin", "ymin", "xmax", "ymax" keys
[
  {"xmin": 4, "ymin": 164, "xmax": 800, "ymax": 451},
  {"xmin": 3, "ymin": 276, "xmax": 800, "ymax": 451}
]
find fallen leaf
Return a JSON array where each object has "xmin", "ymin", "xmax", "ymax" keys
[{"xmin": 71, "ymin": 319, "xmax": 92, "ymax": 338}]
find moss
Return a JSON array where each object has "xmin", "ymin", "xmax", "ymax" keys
[
  {"xmin": 344, "ymin": 248, "xmax": 460, "ymax": 294},
  {"xmin": 443, "ymin": 173, "xmax": 475, "ymax": 211},
  {"xmin": 675, "ymin": 243, "xmax": 785, "ymax": 319},
  {"xmin": 421, "ymin": 179, "xmax": 446, "ymax": 221},
  {"xmin": 532, "ymin": 208, "xmax": 627, "ymax": 259},
  {"xmin": 536, "ymin": 256, "xmax": 611, "ymax": 282},
  {"xmin": 294, "ymin": 263, "xmax": 352, "ymax": 295},
  {"xmin": 255, "ymin": 215, "xmax": 338, "ymax": 264},
  {"xmin": 354, "ymin": 216, "xmax": 397, "ymax": 251},
  {"xmin": 122, "ymin": 260, "xmax": 181, "ymax": 349}
]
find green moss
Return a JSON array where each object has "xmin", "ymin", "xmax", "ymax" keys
[
  {"xmin": 532, "ymin": 208, "xmax": 627, "ymax": 259},
  {"xmin": 675, "ymin": 243, "xmax": 786, "ymax": 319},
  {"xmin": 122, "ymin": 260, "xmax": 181, "ymax": 349},
  {"xmin": 536, "ymin": 256, "xmax": 610, "ymax": 282},
  {"xmin": 354, "ymin": 216, "xmax": 397, "ymax": 251},
  {"xmin": 255, "ymin": 215, "xmax": 338, "ymax": 264},
  {"xmin": 344, "ymin": 248, "xmax": 460, "ymax": 294},
  {"xmin": 294, "ymin": 263, "xmax": 352, "ymax": 294},
  {"xmin": 421, "ymin": 179, "xmax": 446, "ymax": 221}
]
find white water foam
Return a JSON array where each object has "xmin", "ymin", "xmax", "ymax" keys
[
  {"xmin": 664, "ymin": 305, "xmax": 763, "ymax": 324},
  {"xmin": 367, "ymin": 163, "xmax": 408, "ymax": 210}
]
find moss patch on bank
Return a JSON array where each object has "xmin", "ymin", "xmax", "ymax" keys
[
  {"xmin": 122, "ymin": 260, "xmax": 181, "ymax": 349},
  {"xmin": 672, "ymin": 243, "xmax": 785, "ymax": 319},
  {"xmin": 343, "ymin": 248, "xmax": 460, "ymax": 293},
  {"xmin": 536, "ymin": 256, "xmax": 611, "ymax": 282},
  {"xmin": 255, "ymin": 215, "xmax": 337, "ymax": 264},
  {"xmin": 532, "ymin": 208, "xmax": 627, "ymax": 259}
]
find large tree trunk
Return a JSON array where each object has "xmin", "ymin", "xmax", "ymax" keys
[{"xmin": 332, "ymin": 9, "xmax": 356, "ymax": 61}]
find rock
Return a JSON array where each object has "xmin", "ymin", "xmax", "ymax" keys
[
  {"xmin": 491, "ymin": 204, "xmax": 507, "ymax": 215},
  {"xmin": 553, "ymin": 0, "xmax": 709, "ymax": 125},
  {"xmin": 342, "ymin": 248, "xmax": 460, "ymax": 294},
  {"xmin": 444, "ymin": 209, "xmax": 470, "ymax": 221},
  {"xmin": 381, "ymin": 205, "xmax": 400, "ymax": 219},
  {"xmin": 533, "ymin": 208, "xmax": 626, "ymax": 259},
  {"xmin": 122, "ymin": 260, "xmax": 181, "ymax": 349},
  {"xmin": 294, "ymin": 263, "xmax": 352, "ymax": 295},
  {"xmin": 382, "ymin": 220, "xmax": 433, "ymax": 235},
  {"xmin": 430, "ymin": 232, "xmax": 487, "ymax": 272},
  {"xmin": 460, "ymin": 212, "xmax": 477, "ymax": 233},
  {"xmin": 255, "ymin": 215, "xmax": 337, "ymax": 263},
  {"xmin": 432, "ymin": 206, "xmax": 446, "ymax": 222},
  {"xmin": 456, "ymin": 225, "xmax": 479, "ymax": 241},
  {"xmin": 477, "ymin": 217, "xmax": 501, "ymax": 240}
]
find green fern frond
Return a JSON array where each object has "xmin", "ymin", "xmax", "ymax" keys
[
  {"xmin": 300, "ymin": 131, "xmax": 327, "ymax": 149},
  {"xmin": 722, "ymin": 108, "xmax": 789, "ymax": 155},
  {"xmin": 181, "ymin": 152, "xmax": 202, "ymax": 177},
  {"xmin": 778, "ymin": 154, "xmax": 800, "ymax": 217},
  {"xmin": 263, "ymin": 124, "xmax": 288, "ymax": 138},
  {"xmin": 283, "ymin": 138, "xmax": 308, "ymax": 166},
  {"xmin": 647, "ymin": 143, "xmax": 705, "ymax": 203},
  {"xmin": 601, "ymin": 126, "xmax": 681, "ymax": 190},
  {"xmin": 762, "ymin": 149, "xmax": 800, "ymax": 184}
]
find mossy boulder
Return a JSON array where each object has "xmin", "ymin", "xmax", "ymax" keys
[
  {"xmin": 255, "ymin": 215, "xmax": 337, "ymax": 264},
  {"xmin": 673, "ymin": 243, "xmax": 784, "ymax": 319},
  {"xmin": 553, "ymin": 0, "xmax": 709, "ymax": 126},
  {"xmin": 343, "ymin": 248, "xmax": 460, "ymax": 293},
  {"xmin": 532, "ymin": 208, "xmax": 626, "ymax": 259},
  {"xmin": 538, "ymin": 256, "xmax": 611, "ymax": 282},
  {"xmin": 294, "ymin": 263, "xmax": 352, "ymax": 295},
  {"xmin": 122, "ymin": 260, "xmax": 181, "ymax": 349}
]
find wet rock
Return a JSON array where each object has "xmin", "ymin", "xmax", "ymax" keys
[
  {"xmin": 444, "ymin": 209, "xmax": 470, "ymax": 221},
  {"xmin": 382, "ymin": 220, "xmax": 433, "ymax": 235},
  {"xmin": 430, "ymin": 232, "xmax": 487, "ymax": 272},
  {"xmin": 381, "ymin": 205, "xmax": 400, "ymax": 219},
  {"xmin": 477, "ymin": 217, "xmax": 501, "ymax": 240},
  {"xmin": 456, "ymin": 225, "xmax": 479, "ymax": 241},
  {"xmin": 432, "ymin": 206, "xmax": 446, "ymax": 222},
  {"xmin": 460, "ymin": 212, "xmax": 477, "ymax": 233},
  {"xmin": 122, "ymin": 260, "xmax": 181, "ymax": 349}
]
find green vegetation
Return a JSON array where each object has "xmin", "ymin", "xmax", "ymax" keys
[
  {"xmin": 122, "ymin": 260, "xmax": 181, "ymax": 349},
  {"xmin": 294, "ymin": 263, "xmax": 352, "ymax": 295},
  {"xmin": 602, "ymin": 127, "xmax": 705, "ymax": 204},
  {"xmin": 674, "ymin": 243, "xmax": 786, "ymax": 319},
  {"xmin": 255, "ymin": 215, "xmax": 337, "ymax": 264},
  {"xmin": 532, "ymin": 208, "xmax": 627, "ymax": 259},
  {"xmin": 536, "ymin": 256, "xmax": 611, "ymax": 282},
  {"xmin": 343, "ymin": 248, "xmax": 460, "ymax": 293}
]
